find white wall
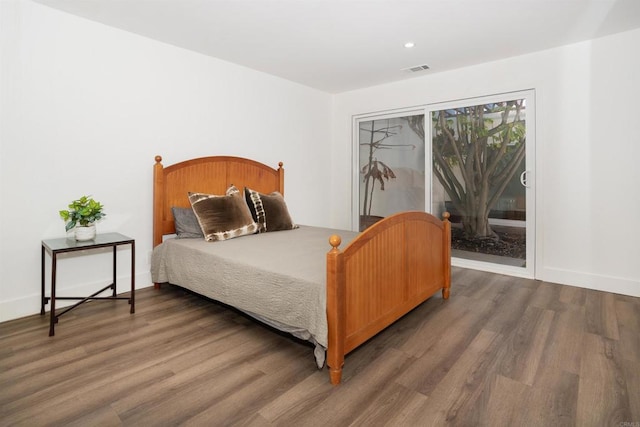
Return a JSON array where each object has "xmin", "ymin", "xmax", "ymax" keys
[
  {"xmin": 0, "ymin": 0, "xmax": 333, "ymax": 321},
  {"xmin": 332, "ymin": 28, "xmax": 640, "ymax": 297},
  {"xmin": 2, "ymin": 1, "xmax": 638, "ymax": 324}
]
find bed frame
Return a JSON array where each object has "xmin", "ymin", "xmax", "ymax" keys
[{"xmin": 153, "ymin": 155, "xmax": 451, "ymax": 385}]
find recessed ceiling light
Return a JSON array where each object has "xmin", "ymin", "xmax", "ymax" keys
[{"xmin": 404, "ymin": 42, "xmax": 415, "ymax": 48}]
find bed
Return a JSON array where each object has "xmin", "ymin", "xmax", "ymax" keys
[{"xmin": 151, "ymin": 155, "xmax": 451, "ymax": 385}]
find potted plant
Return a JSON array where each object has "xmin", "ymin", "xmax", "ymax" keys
[{"xmin": 59, "ymin": 195, "xmax": 106, "ymax": 241}]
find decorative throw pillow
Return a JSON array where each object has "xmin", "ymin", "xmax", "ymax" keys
[
  {"xmin": 244, "ymin": 187, "xmax": 298, "ymax": 233},
  {"xmin": 171, "ymin": 207, "xmax": 204, "ymax": 239},
  {"xmin": 188, "ymin": 189, "xmax": 258, "ymax": 241},
  {"xmin": 225, "ymin": 185, "xmax": 240, "ymax": 196}
]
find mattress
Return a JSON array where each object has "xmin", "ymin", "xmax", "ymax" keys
[{"xmin": 151, "ymin": 225, "xmax": 358, "ymax": 367}]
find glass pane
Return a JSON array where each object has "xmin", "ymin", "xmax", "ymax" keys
[
  {"xmin": 431, "ymin": 100, "xmax": 527, "ymax": 267},
  {"xmin": 358, "ymin": 115, "xmax": 425, "ymax": 231}
]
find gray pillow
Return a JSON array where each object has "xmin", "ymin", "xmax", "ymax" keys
[
  {"xmin": 171, "ymin": 207, "xmax": 204, "ymax": 239},
  {"xmin": 188, "ymin": 191, "xmax": 258, "ymax": 241}
]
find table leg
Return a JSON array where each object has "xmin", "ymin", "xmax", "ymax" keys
[
  {"xmin": 49, "ymin": 252, "xmax": 57, "ymax": 337},
  {"xmin": 41, "ymin": 245, "xmax": 45, "ymax": 315},
  {"xmin": 130, "ymin": 241, "xmax": 135, "ymax": 313},
  {"xmin": 112, "ymin": 246, "xmax": 117, "ymax": 297}
]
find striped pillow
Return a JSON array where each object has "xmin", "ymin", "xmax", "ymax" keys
[{"xmin": 244, "ymin": 187, "xmax": 298, "ymax": 233}]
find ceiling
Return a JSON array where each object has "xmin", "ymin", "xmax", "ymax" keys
[{"xmin": 36, "ymin": 0, "xmax": 640, "ymax": 93}]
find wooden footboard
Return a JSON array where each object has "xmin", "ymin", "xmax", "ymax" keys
[{"xmin": 326, "ymin": 211, "xmax": 451, "ymax": 385}]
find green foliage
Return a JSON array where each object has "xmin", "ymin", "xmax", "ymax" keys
[
  {"xmin": 428, "ymin": 100, "xmax": 527, "ymax": 238},
  {"xmin": 59, "ymin": 195, "xmax": 106, "ymax": 231}
]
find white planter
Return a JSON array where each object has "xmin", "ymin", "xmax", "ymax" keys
[{"xmin": 74, "ymin": 224, "xmax": 96, "ymax": 241}]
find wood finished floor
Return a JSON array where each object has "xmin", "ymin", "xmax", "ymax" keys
[{"xmin": 1, "ymin": 267, "xmax": 639, "ymax": 426}]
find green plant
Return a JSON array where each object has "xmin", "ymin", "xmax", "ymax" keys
[{"xmin": 59, "ymin": 196, "xmax": 106, "ymax": 231}]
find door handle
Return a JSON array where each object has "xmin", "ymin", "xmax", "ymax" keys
[{"xmin": 520, "ymin": 171, "xmax": 530, "ymax": 188}]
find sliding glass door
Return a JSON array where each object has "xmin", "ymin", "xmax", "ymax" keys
[
  {"xmin": 353, "ymin": 110, "xmax": 426, "ymax": 231},
  {"xmin": 353, "ymin": 91, "xmax": 536, "ymax": 278},
  {"xmin": 428, "ymin": 90, "xmax": 535, "ymax": 278}
]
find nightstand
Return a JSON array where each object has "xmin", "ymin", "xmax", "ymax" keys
[{"xmin": 41, "ymin": 232, "xmax": 135, "ymax": 336}]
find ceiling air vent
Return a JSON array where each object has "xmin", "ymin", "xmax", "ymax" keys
[{"xmin": 402, "ymin": 64, "xmax": 430, "ymax": 73}]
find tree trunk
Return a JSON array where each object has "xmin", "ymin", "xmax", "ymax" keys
[{"xmin": 428, "ymin": 102, "xmax": 524, "ymax": 240}]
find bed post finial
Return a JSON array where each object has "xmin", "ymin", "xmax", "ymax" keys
[
  {"xmin": 277, "ymin": 162, "xmax": 285, "ymax": 195},
  {"xmin": 329, "ymin": 235, "xmax": 342, "ymax": 249},
  {"xmin": 155, "ymin": 155, "xmax": 162, "ymax": 164}
]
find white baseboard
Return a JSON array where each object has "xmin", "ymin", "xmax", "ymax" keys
[
  {"xmin": 0, "ymin": 271, "xmax": 153, "ymax": 323},
  {"xmin": 541, "ymin": 267, "xmax": 640, "ymax": 298},
  {"xmin": 452, "ymin": 260, "xmax": 639, "ymax": 298}
]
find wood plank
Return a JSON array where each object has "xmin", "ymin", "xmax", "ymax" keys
[
  {"xmin": 534, "ymin": 303, "xmax": 585, "ymax": 381},
  {"xmin": 497, "ymin": 305, "xmax": 555, "ymax": 386},
  {"xmin": 616, "ymin": 299, "xmax": 640, "ymax": 363},
  {"xmin": 399, "ymin": 328, "xmax": 504, "ymax": 425},
  {"xmin": 576, "ymin": 333, "xmax": 633, "ymax": 426},
  {"xmin": 584, "ymin": 291, "xmax": 620, "ymax": 340},
  {"xmin": 273, "ymin": 348, "xmax": 414, "ymax": 426},
  {"xmin": 395, "ymin": 296, "xmax": 494, "ymax": 395}
]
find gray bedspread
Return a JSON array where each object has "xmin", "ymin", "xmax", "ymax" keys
[{"xmin": 151, "ymin": 225, "xmax": 358, "ymax": 367}]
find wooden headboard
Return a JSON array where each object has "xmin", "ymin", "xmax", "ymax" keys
[{"xmin": 153, "ymin": 155, "xmax": 284, "ymax": 247}]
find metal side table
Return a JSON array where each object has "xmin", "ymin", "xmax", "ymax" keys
[{"xmin": 41, "ymin": 232, "xmax": 135, "ymax": 336}]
